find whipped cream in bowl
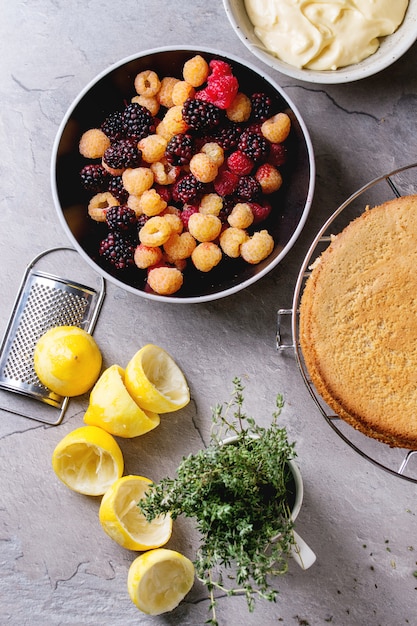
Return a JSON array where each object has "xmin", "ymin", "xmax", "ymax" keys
[{"xmin": 223, "ymin": 0, "xmax": 417, "ymax": 83}]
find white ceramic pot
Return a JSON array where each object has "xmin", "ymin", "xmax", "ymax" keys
[{"xmin": 221, "ymin": 435, "xmax": 316, "ymax": 569}]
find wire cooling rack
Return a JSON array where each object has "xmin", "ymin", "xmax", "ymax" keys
[{"xmin": 277, "ymin": 163, "xmax": 417, "ymax": 484}]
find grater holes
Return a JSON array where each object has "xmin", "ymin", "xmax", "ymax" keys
[{"xmin": 2, "ymin": 283, "xmax": 90, "ymax": 387}]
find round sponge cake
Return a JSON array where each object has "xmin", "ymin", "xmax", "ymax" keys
[{"xmin": 299, "ymin": 195, "xmax": 417, "ymax": 449}]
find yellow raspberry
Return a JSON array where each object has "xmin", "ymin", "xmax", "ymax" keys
[
  {"xmin": 134, "ymin": 243, "xmax": 163, "ymax": 269},
  {"xmin": 122, "ymin": 167, "xmax": 154, "ymax": 196},
  {"xmin": 162, "ymin": 105, "xmax": 189, "ymax": 136},
  {"xmin": 189, "ymin": 153, "xmax": 218, "ymax": 183},
  {"xmin": 261, "ymin": 113, "xmax": 291, "ymax": 143},
  {"xmin": 199, "ymin": 193, "xmax": 223, "ymax": 216},
  {"xmin": 227, "ymin": 203, "xmax": 254, "ymax": 229},
  {"xmin": 163, "ymin": 254, "xmax": 187, "ymax": 271},
  {"xmin": 157, "ymin": 77, "xmax": 180, "ymax": 108},
  {"xmin": 147, "ymin": 266, "xmax": 184, "ymax": 295},
  {"xmin": 138, "ymin": 134, "xmax": 167, "ymax": 163},
  {"xmin": 162, "ymin": 205, "xmax": 181, "ymax": 218},
  {"xmin": 201, "ymin": 142, "xmax": 224, "ymax": 167},
  {"xmin": 150, "ymin": 159, "xmax": 180, "ymax": 185},
  {"xmin": 183, "ymin": 55, "xmax": 209, "ymax": 87},
  {"xmin": 163, "ymin": 232, "xmax": 196, "ymax": 260},
  {"xmin": 138, "ymin": 189, "xmax": 167, "ymax": 216},
  {"xmin": 155, "ymin": 120, "xmax": 173, "ymax": 141},
  {"xmin": 172, "ymin": 81, "xmax": 195, "ymax": 106},
  {"xmin": 219, "ymin": 227, "xmax": 249, "ymax": 258},
  {"xmin": 191, "ymin": 242, "xmax": 222, "ymax": 272},
  {"xmin": 188, "ymin": 213, "xmax": 222, "ymax": 242},
  {"xmin": 134, "ymin": 70, "xmax": 161, "ymax": 97},
  {"xmin": 79, "ymin": 129, "xmax": 110, "ymax": 159},
  {"xmin": 226, "ymin": 92, "xmax": 252, "ymax": 123},
  {"xmin": 131, "ymin": 95, "xmax": 160, "ymax": 116},
  {"xmin": 139, "ymin": 216, "xmax": 172, "ymax": 247},
  {"xmin": 88, "ymin": 192, "xmax": 119, "ymax": 222},
  {"xmin": 161, "ymin": 210, "xmax": 183, "ymax": 234},
  {"xmin": 240, "ymin": 230, "xmax": 274, "ymax": 264},
  {"xmin": 255, "ymin": 163, "xmax": 283, "ymax": 194},
  {"xmin": 127, "ymin": 194, "xmax": 143, "ymax": 216}
]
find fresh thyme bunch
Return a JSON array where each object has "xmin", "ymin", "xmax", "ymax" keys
[{"xmin": 139, "ymin": 377, "xmax": 296, "ymax": 625}]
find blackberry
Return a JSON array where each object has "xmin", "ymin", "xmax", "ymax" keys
[
  {"xmin": 103, "ymin": 139, "xmax": 142, "ymax": 170},
  {"xmin": 106, "ymin": 205, "xmax": 137, "ymax": 233},
  {"xmin": 238, "ymin": 129, "xmax": 269, "ymax": 163},
  {"xmin": 250, "ymin": 93, "xmax": 273, "ymax": 122},
  {"xmin": 122, "ymin": 103, "xmax": 155, "ymax": 141},
  {"xmin": 107, "ymin": 175, "xmax": 129, "ymax": 203},
  {"xmin": 165, "ymin": 133, "xmax": 195, "ymax": 165},
  {"xmin": 136, "ymin": 213, "xmax": 149, "ymax": 230},
  {"xmin": 235, "ymin": 175, "xmax": 262, "ymax": 201},
  {"xmin": 101, "ymin": 110, "xmax": 125, "ymax": 141},
  {"xmin": 80, "ymin": 164, "xmax": 109, "ymax": 192},
  {"xmin": 99, "ymin": 232, "xmax": 135, "ymax": 270},
  {"xmin": 182, "ymin": 98, "xmax": 223, "ymax": 132},
  {"xmin": 172, "ymin": 173, "xmax": 204, "ymax": 204},
  {"xmin": 210, "ymin": 123, "xmax": 242, "ymax": 151}
]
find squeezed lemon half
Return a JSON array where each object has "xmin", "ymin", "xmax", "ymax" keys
[
  {"xmin": 99, "ymin": 475, "xmax": 172, "ymax": 550},
  {"xmin": 34, "ymin": 325, "xmax": 102, "ymax": 397},
  {"xmin": 84, "ymin": 364, "xmax": 160, "ymax": 438},
  {"xmin": 124, "ymin": 344, "xmax": 190, "ymax": 413},
  {"xmin": 52, "ymin": 425, "xmax": 124, "ymax": 496},
  {"xmin": 127, "ymin": 548, "xmax": 195, "ymax": 615}
]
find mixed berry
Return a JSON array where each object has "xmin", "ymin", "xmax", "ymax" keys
[{"xmin": 78, "ymin": 55, "xmax": 292, "ymax": 296}]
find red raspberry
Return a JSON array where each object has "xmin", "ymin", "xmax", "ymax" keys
[
  {"xmin": 180, "ymin": 204, "xmax": 199, "ymax": 229},
  {"xmin": 268, "ymin": 143, "xmax": 288, "ymax": 167},
  {"xmin": 227, "ymin": 150, "xmax": 254, "ymax": 176},
  {"xmin": 209, "ymin": 60, "xmax": 233, "ymax": 77},
  {"xmin": 213, "ymin": 169, "xmax": 239, "ymax": 197},
  {"xmin": 196, "ymin": 60, "xmax": 238, "ymax": 109},
  {"xmin": 248, "ymin": 201, "xmax": 272, "ymax": 224}
]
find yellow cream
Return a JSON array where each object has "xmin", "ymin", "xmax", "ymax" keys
[{"xmin": 244, "ymin": 0, "xmax": 409, "ymax": 70}]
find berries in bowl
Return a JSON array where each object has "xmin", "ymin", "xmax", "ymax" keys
[{"xmin": 51, "ymin": 47, "xmax": 315, "ymax": 303}]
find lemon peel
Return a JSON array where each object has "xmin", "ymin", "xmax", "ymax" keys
[
  {"xmin": 124, "ymin": 344, "xmax": 190, "ymax": 413},
  {"xmin": 84, "ymin": 364, "xmax": 160, "ymax": 438},
  {"xmin": 99, "ymin": 475, "xmax": 172, "ymax": 550},
  {"xmin": 34, "ymin": 325, "xmax": 102, "ymax": 397},
  {"xmin": 52, "ymin": 425, "xmax": 123, "ymax": 496},
  {"xmin": 127, "ymin": 548, "xmax": 194, "ymax": 615}
]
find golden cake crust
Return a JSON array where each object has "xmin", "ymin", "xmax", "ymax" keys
[{"xmin": 299, "ymin": 195, "xmax": 417, "ymax": 449}]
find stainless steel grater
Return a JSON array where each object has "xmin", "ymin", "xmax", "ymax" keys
[{"xmin": 0, "ymin": 247, "xmax": 105, "ymax": 425}]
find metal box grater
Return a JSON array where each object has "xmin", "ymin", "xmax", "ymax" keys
[{"xmin": 0, "ymin": 247, "xmax": 105, "ymax": 425}]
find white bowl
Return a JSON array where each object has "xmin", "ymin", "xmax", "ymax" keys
[{"xmin": 223, "ymin": 0, "xmax": 417, "ymax": 84}]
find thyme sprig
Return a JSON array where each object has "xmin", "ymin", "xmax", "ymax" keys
[{"xmin": 139, "ymin": 377, "xmax": 297, "ymax": 625}]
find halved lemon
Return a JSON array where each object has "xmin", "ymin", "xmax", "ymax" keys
[
  {"xmin": 52, "ymin": 425, "xmax": 124, "ymax": 496},
  {"xmin": 127, "ymin": 548, "xmax": 195, "ymax": 615},
  {"xmin": 84, "ymin": 364, "xmax": 160, "ymax": 438},
  {"xmin": 99, "ymin": 475, "xmax": 172, "ymax": 550},
  {"xmin": 34, "ymin": 325, "xmax": 102, "ymax": 397},
  {"xmin": 124, "ymin": 344, "xmax": 190, "ymax": 413}
]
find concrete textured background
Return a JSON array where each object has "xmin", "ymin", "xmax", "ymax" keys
[{"xmin": 1, "ymin": 2, "xmax": 417, "ymax": 625}]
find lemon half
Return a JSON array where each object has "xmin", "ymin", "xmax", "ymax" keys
[
  {"xmin": 99, "ymin": 475, "xmax": 172, "ymax": 551},
  {"xmin": 124, "ymin": 344, "xmax": 190, "ymax": 413},
  {"xmin": 84, "ymin": 364, "xmax": 160, "ymax": 438},
  {"xmin": 34, "ymin": 325, "xmax": 102, "ymax": 397},
  {"xmin": 127, "ymin": 548, "xmax": 195, "ymax": 615},
  {"xmin": 52, "ymin": 426, "xmax": 124, "ymax": 496}
]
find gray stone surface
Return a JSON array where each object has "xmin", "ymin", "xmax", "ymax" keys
[{"xmin": 1, "ymin": 2, "xmax": 417, "ymax": 625}]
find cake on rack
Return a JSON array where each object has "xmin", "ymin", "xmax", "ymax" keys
[{"xmin": 299, "ymin": 194, "xmax": 417, "ymax": 449}]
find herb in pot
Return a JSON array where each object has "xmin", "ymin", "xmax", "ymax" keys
[{"xmin": 139, "ymin": 377, "xmax": 297, "ymax": 625}]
